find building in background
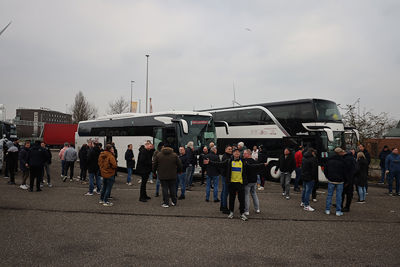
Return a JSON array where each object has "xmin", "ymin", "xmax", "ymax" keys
[{"xmin": 15, "ymin": 108, "xmax": 72, "ymax": 138}]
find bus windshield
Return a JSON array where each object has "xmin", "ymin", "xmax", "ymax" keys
[
  {"xmin": 180, "ymin": 116, "xmax": 216, "ymax": 149},
  {"xmin": 314, "ymin": 100, "xmax": 342, "ymax": 122}
]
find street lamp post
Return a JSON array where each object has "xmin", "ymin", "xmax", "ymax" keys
[
  {"xmin": 130, "ymin": 80, "xmax": 135, "ymax": 112},
  {"xmin": 145, "ymin": 54, "xmax": 149, "ymax": 113}
]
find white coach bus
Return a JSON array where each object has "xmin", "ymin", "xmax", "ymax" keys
[
  {"xmin": 75, "ymin": 111, "xmax": 216, "ymax": 169},
  {"xmin": 202, "ymin": 99, "xmax": 359, "ymax": 182}
]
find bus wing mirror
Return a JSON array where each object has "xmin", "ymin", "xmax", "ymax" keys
[
  {"xmin": 215, "ymin": 121, "xmax": 229, "ymax": 135},
  {"xmin": 353, "ymin": 129, "xmax": 360, "ymax": 143},
  {"xmin": 323, "ymin": 128, "xmax": 334, "ymax": 142},
  {"xmin": 172, "ymin": 119, "xmax": 189, "ymax": 135}
]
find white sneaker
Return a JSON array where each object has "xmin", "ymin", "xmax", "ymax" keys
[
  {"xmin": 138, "ymin": 179, "xmax": 142, "ymax": 184},
  {"xmin": 85, "ymin": 192, "xmax": 93, "ymax": 196},
  {"xmin": 285, "ymin": 196, "xmax": 290, "ymax": 200},
  {"xmin": 255, "ymin": 209, "xmax": 260, "ymax": 214},
  {"xmin": 304, "ymin": 206, "xmax": 315, "ymax": 212},
  {"xmin": 149, "ymin": 180, "xmax": 154, "ymax": 184},
  {"xmin": 300, "ymin": 202, "xmax": 304, "ymax": 207},
  {"xmin": 103, "ymin": 202, "xmax": 113, "ymax": 207},
  {"xmin": 258, "ymin": 186, "xmax": 264, "ymax": 191},
  {"xmin": 282, "ymin": 192, "xmax": 286, "ymax": 196},
  {"xmin": 325, "ymin": 210, "xmax": 330, "ymax": 215},
  {"xmin": 170, "ymin": 202, "xmax": 176, "ymax": 206},
  {"xmin": 244, "ymin": 211, "xmax": 250, "ymax": 216},
  {"xmin": 99, "ymin": 200, "xmax": 105, "ymax": 204},
  {"xmin": 240, "ymin": 213, "xmax": 248, "ymax": 221},
  {"xmin": 127, "ymin": 182, "xmax": 132, "ymax": 186},
  {"xmin": 312, "ymin": 199, "xmax": 317, "ymax": 202},
  {"xmin": 161, "ymin": 203, "xmax": 169, "ymax": 208},
  {"xmin": 228, "ymin": 212, "xmax": 234, "ymax": 219}
]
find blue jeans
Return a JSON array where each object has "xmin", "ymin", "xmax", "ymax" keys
[
  {"xmin": 176, "ymin": 173, "xmax": 186, "ymax": 197},
  {"xmin": 220, "ymin": 176, "xmax": 228, "ymax": 208},
  {"xmin": 100, "ymin": 176, "xmax": 115, "ymax": 203},
  {"xmin": 185, "ymin": 165, "xmax": 194, "ymax": 187},
  {"xmin": 127, "ymin": 167, "xmax": 133, "ymax": 183},
  {"xmin": 387, "ymin": 171, "xmax": 400, "ymax": 193},
  {"xmin": 148, "ymin": 172, "xmax": 153, "ymax": 182},
  {"xmin": 301, "ymin": 180, "xmax": 315, "ymax": 206},
  {"xmin": 156, "ymin": 176, "xmax": 161, "ymax": 195},
  {"xmin": 89, "ymin": 172, "xmax": 101, "ymax": 194},
  {"xmin": 294, "ymin": 168, "xmax": 302, "ymax": 189},
  {"xmin": 325, "ymin": 182, "xmax": 344, "ymax": 212},
  {"xmin": 380, "ymin": 168, "xmax": 386, "ymax": 183},
  {"xmin": 206, "ymin": 175, "xmax": 219, "ymax": 201},
  {"xmin": 61, "ymin": 160, "xmax": 65, "ymax": 176},
  {"xmin": 357, "ymin": 186, "xmax": 366, "ymax": 201}
]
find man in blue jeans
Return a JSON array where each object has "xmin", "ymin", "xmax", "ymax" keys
[
  {"xmin": 385, "ymin": 147, "xmax": 400, "ymax": 196},
  {"xmin": 177, "ymin": 146, "xmax": 188, "ymax": 199},
  {"xmin": 379, "ymin": 146, "xmax": 391, "ymax": 184},
  {"xmin": 301, "ymin": 148, "xmax": 318, "ymax": 212},
  {"xmin": 220, "ymin": 145, "xmax": 232, "ymax": 214},
  {"xmin": 85, "ymin": 142, "xmax": 102, "ymax": 196},
  {"xmin": 324, "ymin": 147, "xmax": 346, "ymax": 216},
  {"xmin": 98, "ymin": 144, "xmax": 117, "ymax": 206},
  {"xmin": 205, "ymin": 147, "xmax": 220, "ymax": 202}
]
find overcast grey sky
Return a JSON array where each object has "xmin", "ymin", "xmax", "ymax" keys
[{"xmin": 1, "ymin": 0, "xmax": 399, "ymax": 120}]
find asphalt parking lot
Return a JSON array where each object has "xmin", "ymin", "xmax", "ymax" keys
[{"xmin": 0, "ymin": 152, "xmax": 399, "ymax": 266}]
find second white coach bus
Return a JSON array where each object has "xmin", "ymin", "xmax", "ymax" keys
[
  {"xmin": 75, "ymin": 111, "xmax": 216, "ymax": 169},
  {"xmin": 202, "ymin": 98, "xmax": 359, "ymax": 182}
]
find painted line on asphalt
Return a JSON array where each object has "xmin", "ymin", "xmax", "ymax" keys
[{"xmin": 0, "ymin": 206, "xmax": 399, "ymax": 225}]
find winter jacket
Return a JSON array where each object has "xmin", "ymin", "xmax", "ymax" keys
[
  {"xmin": 220, "ymin": 152, "xmax": 233, "ymax": 177},
  {"xmin": 152, "ymin": 147, "xmax": 183, "ymax": 180},
  {"xmin": 204, "ymin": 151, "xmax": 220, "ymax": 176},
  {"xmin": 87, "ymin": 146, "xmax": 101, "ymax": 173},
  {"xmin": 295, "ymin": 150, "xmax": 303, "ymax": 168},
  {"xmin": 64, "ymin": 147, "xmax": 77, "ymax": 162},
  {"xmin": 98, "ymin": 151, "xmax": 117, "ymax": 178},
  {"xmin": 198, "ymin": 153, "xmax": 208, "ymax": 168},
  {"xmin": 79, "ymin": 146, "xmax": 88, "ymax": 166},
  {"xmin": 277, "ymin": 153, "xmax": 296, "ymax": 173},
  {"xmin": 43, "ymin": 146, "xmax": 52, "ymax": 165},
  {"xmin": 125, "ymin": 149, "xmax": 135, "ymax": 168},
  {"xmin": 361, "ymin": 149, "xmax": 371, "ymax": 165},
  {"xmin": 354, "ymin": 158, "xmax": 369, "ymax": 187},
  {"xmin": 244, "ymin": 158, "xmax": 264, "ymax": 184},
  {"xmin": 324, "ymin": 154, "xmax": 345, "ymax": 183},
  {"xmin": 5, "ymin": 142, "xmax": 18, "ymax": 168},
  {"xmin": 301, "ymin": 151, "xmax": 318, "ymax": 182},
  {"xmin": 59, "ymin": 146, "xmax": 68, "ymax": 160},
  {"xmin": 185, "ymin": 147, "xmax": 197, "ymax": 166},
  {"xmin": 386, "ymin": 153, "xmax": 400, "ymax": 173},
  {"xmin": 179, "ymin": 153, "xmax": 189, "ymax": 170},
  {"xmin": 27, "ymin": 144, "xmax": 47, "ymax": 167},
  {"xmin": 19, "ymin": 146, "xmax": 30, "ymax": 171},
  {"xmin": 136, "ymin": 146, "xmax": 154, "ymax": 175},
  {"xmin": 343, "ymin": 152, "xmax": 357, "ymax": 184},
  {"xmin": 379, "ymin": 149, "xmax": 391, "ymax": 169}
]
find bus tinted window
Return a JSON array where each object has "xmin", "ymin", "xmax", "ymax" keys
[
  {"xmin": 268, "ymin": 103, "xmax": 315, "ymax": 122},
  {"xmin": 314, "ymin": 100, "xmax": 342, "ymax": 122},
  {"xmin": 214, "ymin": 109, "xmax": 273, "ymax": 125}
]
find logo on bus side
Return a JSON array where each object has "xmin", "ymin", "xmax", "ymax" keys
[{"xmin": 250, "ymin": 128, "xmax": 277, "ymax": 136}]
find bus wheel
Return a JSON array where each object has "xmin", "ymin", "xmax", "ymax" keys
[{"xmin": 267, "ymin": 161, "xmax": 281, "ymax": 182}]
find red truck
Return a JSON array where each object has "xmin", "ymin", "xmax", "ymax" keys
[{"xmin": 43, "ymin": 124, "xmax": 78, "ymax": 147}]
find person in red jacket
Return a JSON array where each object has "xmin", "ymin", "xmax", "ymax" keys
[{"xmin": 294, "ymin": 146, "xmax": 304, "ymax": 192}]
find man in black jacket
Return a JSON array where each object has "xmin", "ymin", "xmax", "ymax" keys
[
  {"xmin": 358, "ymin": 144, "xmax": 370, "ymax": 192},
  {"xmin": 301, "ymin": 149, "xmax": 318, "ymax": 212},
  {"xmin": 342, "ymin": 149, "xmax": 357, "ymax": 212},
  {"xmin": 205, "ymin": 147, "xmax": 220, "ymax": 202},
  {"xmin": 85, "ymin": 142, "xmax": 101, "ymax": 196},
  {"xmin": 79, "ymin": 144, "xmax": 89, "ymax": 182},
  {"xmin": 177, "ymin": 146, "xmax": 188, "ymax": 199},
  {"xmin": 204, "ymin": 148, "xmax": 267, "ymax": 221},
  {"xmin": 5, "ymin": 141, "xmax": 18, "ymax": 185},
  {"xmin": 378, "ymin": 146, "xmax": 391, "ymax": 184},
  {"xmin": 40, "ymin": 142, "xmax": 52, "ymax": 187},
  {"xmin": 27, "ymin": 141, "xmax": 47, "ymax": 192},
  {"xmin": 257, "ymin": 145, "xmax": 268, "ymax": 190},
  {"xmin": 136, "ymin": 142, "xmax": 155, "ymax": 202},
  {"xmin": 219, "ymin": 145, "xmax": 232, "ymax": 214},
  {"xmin": 125, "ymin": 144, "xmax": 135, "ymax": 186},
  {"xmin": 243, "ymin": 149, "xmax": 263, "ymax": 216},
  {"xmin": 324, "ymin": 147, "xmax": 346, "ymax": 216},
  {"xmin": 18, "ymin": 141, "xmax": 30, "ymax": 189},
  {"xmin": 276, "ymin": 148, "xmax": 296, "ymax": 200},
  {"xmin": 198, "ymin": 146, "xmax": 208, "ymax": 186}
]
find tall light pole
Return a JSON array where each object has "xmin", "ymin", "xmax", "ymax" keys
[
  {"xmin": 145, "ymin": 54, "xmax": 150, "ymax": 113},
  {"xmin": 130, "ymin": 80, "xmax": 135, "ymax": 112}
]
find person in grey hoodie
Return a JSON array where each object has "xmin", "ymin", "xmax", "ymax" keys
[
  {"xmin": 5, "ymin": 141, "xmax": 19, "ymax": 185},
  {"xmin": 63, "ymin": 145, "xmax": 78, "ymax": 182}
]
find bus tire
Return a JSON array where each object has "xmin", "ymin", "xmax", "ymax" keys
[{"xmin": 267, "ymin": 161, "xmax": 280, "ymax": 182}]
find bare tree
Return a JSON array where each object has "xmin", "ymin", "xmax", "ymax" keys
[
  {"xmin": 108, "ymin": 96, "xmax": 129, "ymax": 114},
  {"xmin": 70, "ymin": 91, "xmax": 97, "ymax": 123},
  {"xmin": 340, "ymin": 100, "xmax": 397, "ymax": 142}
]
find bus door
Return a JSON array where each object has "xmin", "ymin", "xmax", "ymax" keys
[{"xmin": 153, "ymin": 127, "xmax": 178, "ymax": 152}]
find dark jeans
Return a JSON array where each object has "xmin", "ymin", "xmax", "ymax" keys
[
  {"xmin": 342, "ymin": 183, "xmax": 354, "ymax": 208},
  {"xmin": 80, "ymin": 163, "xmax": 87, "ymax": 180},
  {"xmin": 259, "ymin": 176, "xmax": 265, "ymax": 187},
  {"xmin": 301, "ymin": 180, "xmax": 314, "ymax": 206},
  {"xmin": 29, "ymin": 166, "xmax": 42, "ymax": 191},
  {"xmin": 41, "ymin": 163, "xmax": 51, "ymax": 183},
  {"xmin": 312, "ymin": 180, "xmax": 319, "ymax": 199},
  {"xmin": 100, "ymin": 176, "xmax": 115, "ymax": 203},
  {"xmin": 161, "ymin": 179, "xmax": 177, "ymax": 205},
  {"xmin": 22, "ymin": 169, "xmax": 29, "ymax": 185},
  {"xmin": 229, "ymin": 182, "xmax": 245, "ymax": 214},
  {"xmin": 388, "ymin": 171, "xmax": 400, "ymax": 193},
  {"xmin": 220, "ymin": 176, "xmax": 228, "ymax": 209},
  {"xmin": 294, "ymin": 168, "xmax": 302, "ymax": 189},
  {"xmin": 200, "ymin": 167, "xmax": 206, "ymax": 184},
  {"xmin": 140, "ymin": 173, "xmax": 150, "ymax": 199},
  {"xmin": 64, "ymin": 161, "xmax": 75, "ymax": 178},
  {"xmin": 7, "ymin": 160, "xmax": 15, "ymax": 183}
]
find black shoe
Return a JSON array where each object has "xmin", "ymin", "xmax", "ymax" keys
[
  {"xmin": 139, "ymin": 198, "xmax": 147, "ymax": 202},
  {"xmin": 214, "ymin": 199, "xmax": 220, "ymax": 203},
  {"xmin": 36, "ymin": 189, "xmax": 42, "ymax": 192},
  {"xmin": 332, "ymin": 204, "xmax": 337, "ymax": 208},
  {"xmin": 28, "ymin": 188, "xmax": 33, "ymax": 192},
  {"xmin": 145, "ymin": 196, "xmax": 151, "ymax": 200},
  {"xmin": 342, "ymin": 207, "xmax": 350, "ymax": 212},
  {"xmin": 294, "ymin": 188, "xmax": 300, "ymax": 192},
  {"xmin": 155, "ymin": 193, "xmax": 159, "ymax": 197},
  {"xmin": 205, "ymin": 199, "xmax": 209, "ymax": 202},
  {"xmin": 222, "ymin": 209, "xmax": 230, "ymax": 214},
  {"xmin": 7, "ymin": 181, "xmax": 16, "ymax": 185},
  {"xmin": 178, "ymin": 195, "xmax": 185, "ymax": 200},
  {"xmin": 108, "ymin": 196, "xmax": 113, "ymax": 200}
]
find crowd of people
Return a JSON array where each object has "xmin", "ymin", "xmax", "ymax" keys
[{"xmin": 2, "ymin": 137, "xmax": 400, "ymax": 221}]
